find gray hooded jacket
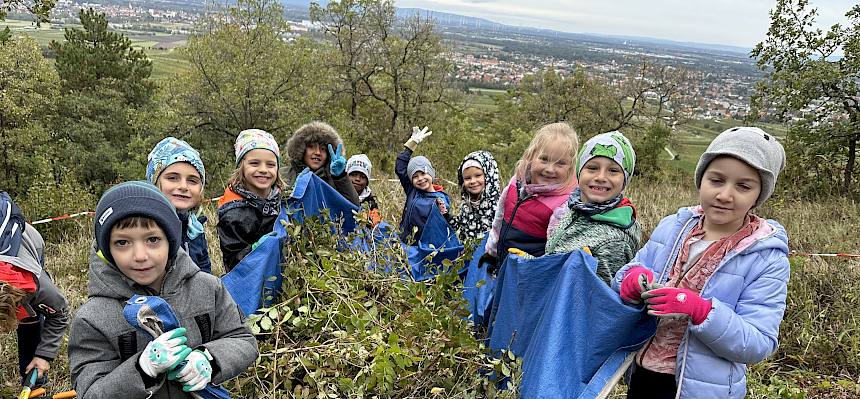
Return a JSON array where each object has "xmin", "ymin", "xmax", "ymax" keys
[
  {"xmin": 69, "ymin": 246, "xmax": 258, "ymax": 398},
  {"xmin": 0, "ymin": 224, "xmax": 69, "ymax": 361}
]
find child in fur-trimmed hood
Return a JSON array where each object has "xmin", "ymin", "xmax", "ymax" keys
[{"xmin": 281, "ymin": 121, "xmax": 360, "ymax": 206}]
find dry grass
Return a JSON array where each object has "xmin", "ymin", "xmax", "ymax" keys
[{"xmin": 1, "ymin": 174, "xmax": 857, "ymax": 396}]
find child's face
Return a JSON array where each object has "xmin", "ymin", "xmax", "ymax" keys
[
  {"xmin": 699, "ymin": 156, "xmax": 761, "ymax": 235},
  {"xmin": 411, "ymin": 171, "xmax": 434, "ymax": 192},
  {"xmin": 156, "ymin": 162, "xmax": 203, "ymax": 211},
  {"xmin": 349, "ymin": 172, "xmax": 368, "ymax": 193},
  {"xmin": 241, "ymin": 149, "xmax": 279, "ymax": 197},
  {"xmin": 303, "ymin": 143, "xmax": 327, "ymax": 171},
  {"xmin": 530, "ymin": 147, "xmax": 572, "ymax": 185},
  {"xmin": 110, "ymin": 223, "xmax": 169, "ymax": 290},
  {"xmin": 462, "ymin": 166, "xmax": 486, "ymax": 198},
  {"xmin": 579, "ymin": 157, "xmax": 624, "ymax": 203}
]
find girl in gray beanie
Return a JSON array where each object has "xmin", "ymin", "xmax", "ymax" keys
[{"xmin": 612, "ymin": 126, "xmax": 790, "ymax": 399}]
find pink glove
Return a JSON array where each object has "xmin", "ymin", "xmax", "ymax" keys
[
  {"xmin": 619, "ymin": 266, "xmax": 654, "ymax": 304},
  {"xmin": 642, "ymin": 287, "xmax": 712, "ymax": 325}
]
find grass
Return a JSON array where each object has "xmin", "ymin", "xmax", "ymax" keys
[{"xmin": 1, "ymin": 172, "xmax": 858, "ymax": 396}]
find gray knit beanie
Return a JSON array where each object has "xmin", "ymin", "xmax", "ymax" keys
[
  {"xmin": 94, "ymin": 181, "xmax": 181, "ymax": 266},
  {"xmin": 695, "ymin": 126, "xmax": 786, "ymax": 208},
  {"xmin": 407, "ymin": 156, "xmax": 436, "ymax": 179}
]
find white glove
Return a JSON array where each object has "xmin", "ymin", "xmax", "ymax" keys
[
  {"xmin": 410, "ymin": 126, "xmax": 433, "ymax": 144},
  {"xmin": 168, "ymin": 349, "xmax": 213, "ymax": 392},
  {"xmin": 138, "ymin": 328, "xmax": 192, "ymax": 378}
]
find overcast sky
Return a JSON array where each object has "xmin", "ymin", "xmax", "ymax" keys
[{"xmin": 396, "ymin": 0, "xmax": 854, "ymax": 48}]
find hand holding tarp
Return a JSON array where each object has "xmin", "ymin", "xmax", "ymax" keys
[
  {"xmin": 328, "ymin": 143, "xmax": 346, "ymax": 176},
  {"xmin": 619, "ymin": 265, "xmax": 655, "ymax": 304},
  {"xmin": 642, "ymin": 287, "xmax": 712, "ymax": 325},
  {"xmin": 478, "ymin": 252, "xmax": 499, "ymax": 276},
  {"xmin": 168, "ymin": 349, "xmax": 213, "ymax": 392},
  {"xmin": 138, "ymin": 328, "xmax": 192, "ymax": 378}
]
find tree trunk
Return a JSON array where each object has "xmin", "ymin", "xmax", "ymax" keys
[{"xmin": 845, "ymin": 132, "xmax": 858, "ymax": 196}]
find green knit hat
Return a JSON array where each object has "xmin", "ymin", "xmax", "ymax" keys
[{"xmin": 576, "ymin": 131, "xmax": 636, "ymax": 187}]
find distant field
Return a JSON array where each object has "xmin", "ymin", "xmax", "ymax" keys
[{"xmin": 3, "ymin": 18, "xmax": 190, "ymax": 79}]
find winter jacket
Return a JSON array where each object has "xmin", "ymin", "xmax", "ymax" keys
[
  {"xmin": 360, "ymin": 193, "xmax": 379, "ymax": 211},
  {"xmin": 0, "ymin": 224, "xmax": 69, "ymax": 361},
  {"xmin": 395, "ymin": 147, "xmax": 452, "ymax": 243},
  {"xmin": 69, "ymin": 245, "xmax": 258, "ymax": 399},
  {"xmin": 545, "ymin": 200, "xmax": 642, "ymax": 283},
  {"xmin": 611, "ymin": 206, "xmax": 790, "ymax": 399},
  {"xmin": 217, "ymin": 186, "xmax": 282, "ymax": 272},
  {"xmin": 484, "ymin": 178, "xmax": 573, "ymax": 258},
  {"xmin": 281, "ymin": 122, "xmax": 360, "ymax": 205},
  {"xmin": 177, "ymin": 211, "xmax": 212, "ymax": 274}
]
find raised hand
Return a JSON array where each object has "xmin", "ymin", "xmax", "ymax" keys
[{"xmin": 328, "ymin": 143, "xmax": 346, "ymax": 176}]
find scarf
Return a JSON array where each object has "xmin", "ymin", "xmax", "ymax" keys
[
  {"xmin": 358, "ymin": 187, "xmax": 373, "ymax": 202},
  {"xmin": 640, "ymin": 213, "xmax": 762, "ymax": 374},
  {"xmin": 567, "ymin": 187, "xmax": 622, "ymax": 216},
  {"xmin": 233, "ymin": 184, "xmax": 282, "ymax": 216}
]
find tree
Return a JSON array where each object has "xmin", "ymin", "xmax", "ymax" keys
[
  {"xmin": 752, "ymin": 0, "xmax": 860, "ymax": 196},
  {"xmin": 310, "ymin": 0, "xmax": 456, "ymax": 154},
  {"xmin": 165, "ymin": 0, "xmax": 326, "ymax": 183},
  {"xmin": 0, "ymin": 0, "xmax": 56, "ymax": 43},
  {"xmin": 49, "ymin": 8, "xmax": 157, "ymax": 192}
]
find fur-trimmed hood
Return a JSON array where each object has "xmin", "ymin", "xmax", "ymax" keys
[{"xmin": 286, "ymin": 121, "xmax": 344, "ymax": 167}]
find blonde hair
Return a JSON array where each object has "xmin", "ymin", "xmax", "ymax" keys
[
  {"xmin": 226, "ymin": 161, "xmax": 286, "ymax": 193},
  {"xmin": 514, "ymin": 122, "xmax": 580, "ymax": 187},
  {"xmin": 0, "ymin": 281, "xmax": 27, "ymax": 333}
]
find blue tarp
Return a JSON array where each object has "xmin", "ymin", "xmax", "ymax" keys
[
  {"xmin": 288, "ymin": 171, "xmax": 359, "ymax": 234},
  {"xmin": 404, "ymin": 207, "xmax": 464, "ymax": 281},
  {"xmin": 222, "ymin": 205, "xmax": 288, "ymax": 317},
  {"xmin": 487, "ymin": 250, "xmax": 656, "ymax": 398},
  {"xmin": 462, "ymin": 235, "xmax": 496, "ymax": 327}
]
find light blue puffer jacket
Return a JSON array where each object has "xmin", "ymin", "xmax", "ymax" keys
[{"xmin": 611, "ymin": 206, "xmax": 790, "ymax": 399}]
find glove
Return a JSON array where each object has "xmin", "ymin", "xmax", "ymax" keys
[
  {"xmin": 328, "ymin": 143, "xmax": 346, "ymax": 176},
  {"xmin": 138, "ymin": 328, "xmax": 192, "ymax": 378},
  {"xmin": 642, "ymin": 287, "xmax": 712, "ymax": 325},
  {"xmin": 478, "ymin": 252, "xmax": 499, "ymax": 276},
  {"xmin": 251, "ymin": 232, "xmax": 276, "ymax": 251},
  {"xmin": 404, "ymin": 126, "xmax": 432, "ymax": 150},
  {"xmin": 187, "ymin": 212, "xmax": 205, "ymax": 240},
  {"xmin": 168, "ymin": 349, "xmax": 213, "ymax": 392},
  {"xmin": 619, "ymin": 266, "xmax": 655, "ymax": 304}
]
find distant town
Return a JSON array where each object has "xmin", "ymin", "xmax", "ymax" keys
[{"xmin": 7, "ymin": 0, "xmax": 762, "ymax": 120}]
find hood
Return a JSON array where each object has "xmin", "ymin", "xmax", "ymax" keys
[
  {"xmin": 0, "ymin": 224, "xmax": 44, "ymax": 279},
  {"xmin": 676, "ymin": 206, "xmax": 789, "ymax": 256},
  {"xmin": 457, "ymin": 150, "xmax": 501, "ymax": 204},
  {"xmin": 286, "ymin": 121, "xmax": 344, "ymax": 169},
  {"xmin": 87, "ymin": 243, "xmax": 201, "ymax": 300}
]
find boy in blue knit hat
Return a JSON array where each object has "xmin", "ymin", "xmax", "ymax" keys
[
  {"xmin": 395, "ymin": 126, "xmax": 452, "ymax": 243},
  {"xmin": 146, "ymin": 136, "xmax": 212, "ymax": 273},
  {"xmin": 69, "ymin": 181, "xmax": 257, "ymax": 398}
]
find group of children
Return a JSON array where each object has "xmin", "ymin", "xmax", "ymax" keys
[{"xmin": 0, "ymin": 117, "xmax": 789, "ymax": 398}]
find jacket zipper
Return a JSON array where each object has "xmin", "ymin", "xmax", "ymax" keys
[{"xmin": 496, "ymin": 184, "xmax": 533, "ymax": 256}]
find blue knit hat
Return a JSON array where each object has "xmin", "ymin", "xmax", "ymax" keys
[
  {"xmin": 146, "ymin": 137, "xmax": 206, "ymax": 187},
  {"xmin": 94, "ymin": 181, "xmax": 181, "ymax": 266}
]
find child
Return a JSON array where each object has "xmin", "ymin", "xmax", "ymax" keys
[
  {"xmin": 346, "ymin": 154, "xmax": 379, "ymax": 211},
  {"xmin": 451, "ymin": 150, "xmax": 501, "ymax": 241},
  {"xmin": 482, "ymin": 122, "xmax": 579, "ymax": 270},
  {"xmin": 395, "ymin": 126, "xmax": 453, "ymax": 244},
  {"xmin": 545, "ymin": 131, "xmax": 642, "ymax": 283},
  {"xmin": 612, "ymin": 127, "xmax": 789, "ymax": 399},
  {"xmin": 0, "ymin": 192, "xmax": 69, "ymax": 387},
  {"xmin": 146, "ymin": 136, "xmax": 212, "ymax": 274},
  {"xmin": 282, "ymin": 121, "xmax": 360, "ymax": 205},
  {"xmin": 68, "ymin": 181, "xmax": 257, "ymax": 398},
  {"xmin": 217, "ymin": 129, "xmax": 286, "ymax": 272}
]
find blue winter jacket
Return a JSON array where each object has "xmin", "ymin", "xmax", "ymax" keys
[
  {"xmin": 611, "ymin": 206, "xmax": 790, "ymax": 399},
  {"xmin": 395, "ymin": 148, "xmax": 452, "ymax": 244},
  {"xmin": 178, "ymin": 212, "xmax": 212, "ymax": 274}
]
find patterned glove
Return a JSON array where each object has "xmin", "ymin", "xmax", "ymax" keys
[
  {"xmin": 619, "ymin": 265, "xmax": 655, "ymax": 304},
  {"xmin": 328, "ymin": 143, "xmax": 346, "ymax": 176},
  {"xmin": 642, "ymin": 287, "xmax": 713, "ymax": 325},
  {"xmin": 138, "ymin": 328, "xmax": 191, "ymax": 378},
  {"xmin": 168, "ymin": 349, "xmax": 214, "ymax": 392}
]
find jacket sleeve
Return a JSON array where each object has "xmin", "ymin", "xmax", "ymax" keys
[
  {"xmin": 217, "ymin": 208, "xmax": 258, "ymax": 272},
  {"xmin": 332, "ymin": 171, "xmax": 361, "ymax": 205},
  {"xmin": 395, "ymin": 147, "xmax": 414, "ymax": 194},
  {"xmin": 592, "ymin": 238, "xmax": 638, "ymax": 284},
  {"xmin": 31, "ymin": 272, "xmax": 70, "ymax": 361},
  {"xmin": 203, "ymin": 282, "xmax": 259, "ymax": 384},
  {"xmin": 688, "ymin": 252, "xmax": 790, "ymax": 364},
  {"xmin": 69, "ymin": 317, "xmax": 164, "ymax": 398},
  {"xmin": 611, "ymin": 237, "xmax": 664, "ymax": 292},
  {"xmin": 484, "ymin": 181, "xmax": 511, "ymax": 257}
]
